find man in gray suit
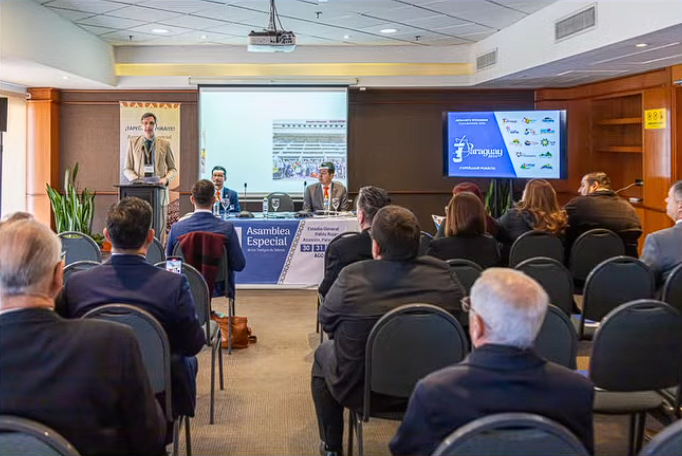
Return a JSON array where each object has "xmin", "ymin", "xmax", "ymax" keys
[
  {"xmin": 640, "ymin": 180, "xmax": 682, "ymax": 286},
  {"xmin": 303, "ymin": 161, "xmax": 348, "ymax": 212}
]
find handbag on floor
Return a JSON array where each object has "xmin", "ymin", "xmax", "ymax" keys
[{"xmin": 211, "ymin": 312, "xmax": 257, "ymax": 349}]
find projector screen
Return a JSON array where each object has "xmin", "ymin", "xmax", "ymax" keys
[
  {"xmin": 443, "ymin": 110, "xmax": 568, "ymax": 179},
  {"xmin": 198, "ymin": 86, "xmax": 348, "ymax": 196}
]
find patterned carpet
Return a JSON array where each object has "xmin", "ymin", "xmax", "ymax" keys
[{"xmin": 175, "ymin": 289, "xmax": 648, "ymax": 456}]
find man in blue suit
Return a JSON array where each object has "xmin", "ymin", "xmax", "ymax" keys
[
  {"xmin": 166, "ymin": 179, "xmax": 246, "ymax": 299},
  {"xmin": 212, "ymin": 165, "xmax": 241, "ymax": 214},
  {"xmin": 58, "ymin": 197, "xmax": 206, "ymax": 420}
]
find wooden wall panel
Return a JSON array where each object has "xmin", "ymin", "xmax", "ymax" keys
[{"xmin": 642, "ymin": 87, "xmax": 672, "ymax": 212}]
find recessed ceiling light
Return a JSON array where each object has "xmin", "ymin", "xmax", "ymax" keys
[
  {"xmin": 343, "ymin": 35, "xmax": 351, "ymax": 39},
  {"xmin": 636, "ymin": 43, "xmax": 648, "ymax": 47},
  {"xmin": 151, "ymin": 28, "xmax": 170, "ymax": 34},
  {"xmin": 380, "ymin": 28, "xmax": 398, "ymax": 34},
  {"xmin": 200, "ymin": 34, "xmax": 208, "ymax": 39},
  {"xmin": 62, "ymin": 76, "xmax": 69, "ymax": 80}
]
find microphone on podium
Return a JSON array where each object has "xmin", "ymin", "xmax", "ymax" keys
[
  {"xmin": 237, "ymin": 182, "xmax": 254, "ymax": 218},
  {"xmin": 615, "ymin": 179, "xmax": 644, "ymax": 194}
]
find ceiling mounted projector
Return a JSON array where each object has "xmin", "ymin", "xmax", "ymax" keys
[{"xmin": 247, "ymin": 0, "xmax": 296, "ymax": 53}]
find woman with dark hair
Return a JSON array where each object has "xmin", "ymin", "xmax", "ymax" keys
[
  {"xmin": 426, "ymin": 192, "xmax": 500, "ymax": 268},
  {"xmin": 435, "ymin": 182, "xmax": 499, "ymax": 239},
  {"xmin": 497, "ymin": 178, "xmax": 568, "ymax": 245}
]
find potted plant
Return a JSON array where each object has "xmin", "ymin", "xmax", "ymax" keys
[{"xmin": 46, "ymin": 163, "xmax": 104, "ymax": 248}]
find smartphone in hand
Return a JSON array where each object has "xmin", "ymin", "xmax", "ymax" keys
[{"xmin": 166, "ymin": 258, "xmax": 182, "ymax": 274}]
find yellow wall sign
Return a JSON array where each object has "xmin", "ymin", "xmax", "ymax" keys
[{"xmin": 644, "ymin": 109, "xmax": 666, "ymax": 129}]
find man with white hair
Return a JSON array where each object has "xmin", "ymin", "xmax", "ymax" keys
[
  {"xmin": 390, "ymin": 268, "xmax": 595, "ymax": 456},
  {"xmin": 0, "ymin": 219, "xmax": 166, "ymax": 455}
]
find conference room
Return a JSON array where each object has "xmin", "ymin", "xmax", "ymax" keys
[{"xmin": 1, "ymin": 0, "xmax": 682, "ymax": 455}]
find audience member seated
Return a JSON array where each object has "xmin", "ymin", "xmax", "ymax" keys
[
  {"xmin": 640, "ymin": 180, "xmax": 682, "ymax": 287},
  {"xmin": 389, "ymin": 268, "xmax": 594, "ymax": 456},
  {"xmin": 58, "ymin": 197, "xmax": 205, "ymax": 421},
  {"xmin": 312, "ymin": 205, "xmax": 465, "ymax": 456},
  {"xmin": 166, "ymin": 179, "xmax": 246, "ymax": 299},
  {"xmin": 427, "ymin": 192, "xmax": 500, "ymax": 268},
  {"xmin": 435, "ymin": 182, "xmax": 499, "ymax": 238},
  {"xmin": 0, "ymin": 211, "xmax": 33, "ymax": 229},
  {"xmin": 564, "ymin": 172, "xmax": 642, "ymax": 254},
  {"xmin": 497, "ymin": 178, "xmax": 568, "ymax": 260},
  {"xmin": 318, "ymin": 186, "xmax": 390, "ymax": 297},
  {"xmin": 0, "ymin": 218, "xmax": 166, "ymax": 455},
  {"xmin": 303, "ymin": 161, "xmax": 349, "ymax": 212}
]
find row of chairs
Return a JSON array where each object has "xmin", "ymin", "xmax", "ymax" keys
[
  {"xmin": 58, "ymin": 231, "xmax": 166, "ymax": 268},
  {"xmin": 347, "ymin": 300, "xmax": 682, "ymax": 456}
]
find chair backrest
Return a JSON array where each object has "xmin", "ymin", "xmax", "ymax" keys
[
  {"xmin": 661, "ymin": 262, "xmax": 682, "ymax": 313},
  {"xmin": 364, "ymin": 303, "xmax": 468, "ymax": 419},
  {"xmin": 509, "ymin": 230, "xmax": 564, "ymax": 267},
  {"xmin": 639, "ymin": 418, "xmax": 682, "ymax": 456},
  {"xmin": 582, "ymin": 256, "xmax": 654, "ymax": 326},
  {"xmin": 57, "ymin": 231, "xmax": 101, "ymax": 266},
  {"xmin": 419, "ymin": 231, "xmax": 433, "ymax": 256},
  {"xmin": 0, "ymin": 415, "xmax": 81, "ymax": 456},
  {"xmin": 515, "ymin": 257, "xmax": 574, "ymax": 316},
  {"xmin": 267, "ymin": 192, "xmax": 294, "ymax": 212},
  {"xmin": 432, "ymin": 412, "xmax": 590, "ymax": 456},
  {"xmin": 534, "ymin": 304, "xmax": 578, "ymax": 369},
  {"xmin": 569, "ymin": 228, "xmax": 624, "ymax": 282},
  {"xmin": 446, "ymin": 259, "xmax": 483, "ymax": 295},
  {"xmin": 156, "ymin": 261, "xmax": 212, "ymax": 341},
  {"xmin": 81, "ymin": 304, "xmax": 172, "ymax": 421},
  {"xmin": 146, "ymin": 237, "xmax": 166, "ymax": 265},
  {"xmin": 590, "ymin": 299, "xmax": 682, "ymax": 392},
  {"xmin": 62, "ymin": 260, "xmax": 100, "ymax": 285},
  {"xmin": 173, "ymin": 232, "xmax": 229, "ymax": 297},
  {"xmin": 619, "ymin": 228, "xmax": 643, "ymax": 257},
  {"xmin": 324, "ymin": 231, "xmax": 361, "ymax": 267}
]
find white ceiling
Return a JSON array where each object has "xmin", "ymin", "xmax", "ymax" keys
[{"xmin": 36, "ymin": 0, "xmax": 556, "ymax": 47}]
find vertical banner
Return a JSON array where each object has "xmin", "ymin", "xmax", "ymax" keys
[{"xmin": 119, "ymin": 101, "xmax": 182, "ymax": 199}]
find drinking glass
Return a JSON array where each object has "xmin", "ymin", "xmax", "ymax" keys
[
  {"xmin": 221, "ymin": 197, "xmax": 230, "ymax": 219},
  {"xmin": 272, "ymin": 198, "xmax": 281, "ymax": 212},
  {"xmin": 332, "ymin": 197, "xmax": 340, "ymax": 214}
]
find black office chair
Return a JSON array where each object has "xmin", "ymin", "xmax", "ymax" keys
[
  {"xmin": 431, "ymin": 413, "xmax": 590, "ymax": 456},
  {"xmin": 661, "ymin": 263, "xmax": 682, "ymax": 313},
  {"xmin": 534, "ymin": 304, "xmax": 578, "ymax": 369},
  {"xmin": 62, "ymin": 260, "xmax": 100, "ymax": 285},
  {"xmin": 81, "ymin": 304, "xmax": 191, "ymax": 456},
  {"xmin": 419, "ymin": 231, "xmax": 433, "ymax": 256},
  {"xmin": 638, "ymin": 418, "xmax": 682, "ymax": 456},
  {"xmin": 590, "ymin": 300, "xmax": 682, "ymax": 456},
  {"xmin": 569, "ymin": 228, "xmax": 624, "ymax": 284},
  {"xmin": 267, "ymin": 192, "xmax": 294, "ymax": 212},
  {"xmin": 146, "ymin": 237, "xmax": 166, "ymax": 265},
  {"xmin": 156, "ymin": 261, "xmax": 224, "ymax": 425},
  {"xmin": 0, "ymin": 415, "xmax": 80, "ymax": 456},
  {"xmin": 317, "ymin": 231, "xmax": 361, "ymax": 341},
  {"xmin": 446, "ymin": 259, "xmax": 483, "ymax": 296},
  {"xmin": 58, "ymin": 231, "xmax": 101, "ymax": 266},
  {"xmin": 619, "ymin": 228, "xmax": 643, "ymax": 258},
  {"xmin": 348, "ymin": 303, "xmax": 469, "ymax": 456},
  {"xmin": 508, "ymin": 230, "xmax": 564, "ymax": 267},
  {"xmin": 515, "ymin": 257, "xmax": 574, "ymax": 316},
  {"xmin": 572, "ymin": 256, "xmax": 654, "ymax": 340}
]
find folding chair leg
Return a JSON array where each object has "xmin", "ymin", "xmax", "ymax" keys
[
  {"xmin": 347, "ymin": 410, "xmax": 354, "ymax": 456},
  {"xmin": 185, "ymin": 416, "xmax": 192, "ymax": 456},
  {"xmin": 218, "ymin": 340, "xmax": 224, "ymax": 390},
  {"xmin": 210, "ymin": 345, "xmax": 216, "ymax": 425},
  {"xmin": 172, "ymin": 419, "xmax": 180, "ymax": 456},
  {"xmin": 357, "ymin": 418, "xmax": 364, "ymax": 456},
  {"xmin": 633, "ymin": 412, "xmax": 646, "ymax": 455},
  {"xmin": 627, "ymin": 414, "xmax": 637, "ymax": 456},
  {"xmin": 227, "ymin": 298, "xmax": 234, "ymax": 355}
]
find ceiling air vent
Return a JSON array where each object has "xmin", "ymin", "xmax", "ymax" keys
[
  {"xmin": 555, "ymin": 5, "xmax": 596, "ymax": 41},
  {"xmin": 476, "ymin": 48, "xmax": 498, "ymax": 71}
]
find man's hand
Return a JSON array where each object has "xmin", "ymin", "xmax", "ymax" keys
[{"xmin": 159, "ymin": 177, "xmax": 168, "ymax": 186}]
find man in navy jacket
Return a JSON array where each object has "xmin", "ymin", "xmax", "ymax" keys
[{"xmin": 212, "ymin": 165, "xmax": 241, "ymax": 214}]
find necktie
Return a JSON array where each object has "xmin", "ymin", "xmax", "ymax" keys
[{"xmin": 324, "ymin": 187, "xmax": 329, "ymax": 199}]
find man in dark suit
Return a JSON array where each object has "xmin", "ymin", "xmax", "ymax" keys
[
  {"xmin": 212, "ymin": 165, "xmax": 241, "ymax": 214},
  {"xmin": 564, "ymin": 172, "xmax": 642, "ymax": 255},
  {"xmin": 303, "ymin": 161, "xmax": 349, "ymax": 212},
  {"xmin": 641, "ymin": 180, "xmax": 682, "ymax": 287},
  {"xmin": 312, "ymin": 206, "xmax": 466, "ymax": 456},
  {"xmin": 318, "ymin": 186, "xmax": 390, "ymax": 297},
  {"xmin": 390, "ymin": 268, "xmax": 595, "ymax": 456},
  {"xmin": 58, "ymin": 197, "xmax": 205, "ymax": 419},
  {"xmin": 1, "ymin": 218, "xmax": 166, "ymax": 455},
  {"xmin": 166, "ymin": 179, "xmax": 246, "ymax": 298}
]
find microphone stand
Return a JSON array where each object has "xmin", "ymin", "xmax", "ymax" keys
[{"xmin": 238, "ymin": 182, "xmax": 253, "ymax": 217}]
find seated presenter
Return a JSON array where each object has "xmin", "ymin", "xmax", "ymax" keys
[
  {"xmin": 212, "ymin": 165, "xmax": 241, "ymax": 214},
  {"xmin": 303, "ymin": 162, "xmax": 349, "ymax": 212},
  {"xmin": 123, "ymin": 112, "xmax": 177, "ymax": 237}
]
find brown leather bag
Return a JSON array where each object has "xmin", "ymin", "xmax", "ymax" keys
[{"xmin": 211, "ymin": 312, "xmax": 256, "ymax": 349}]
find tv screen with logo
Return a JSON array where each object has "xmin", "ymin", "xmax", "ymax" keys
[{"xmin": 443, "ymin": 110, "xmax": 567, "ymax": 179}]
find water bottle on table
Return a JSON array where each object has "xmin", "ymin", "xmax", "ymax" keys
[
  {"xmin": 262, "ymin": 196, "xmax": 269, "ymax": 219},
  {"xmin": 323, "ymin": 193, "xmax": 330, "ymax": 214}
]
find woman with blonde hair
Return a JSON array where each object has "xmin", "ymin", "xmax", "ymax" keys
[
  {"xmin": 427, "ymin": 192, "xmax": 500, "ymax": 268},
  {"xmin": 497, "ymin": 178, "xmax": 568, "ymax": 245}
]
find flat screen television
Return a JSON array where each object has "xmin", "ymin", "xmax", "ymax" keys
[{"xmin": 443, "ymin": 110, "xmax": 568, "ymax": 179}]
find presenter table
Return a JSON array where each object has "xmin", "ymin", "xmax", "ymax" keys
[{"xmin": 230, "ymin": 214, "xmax": 359, "ymax": 286}]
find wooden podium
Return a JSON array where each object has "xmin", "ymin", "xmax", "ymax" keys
[{"xmin": 115, "ymin": 183, "xmax": 165, "ymax": 241}]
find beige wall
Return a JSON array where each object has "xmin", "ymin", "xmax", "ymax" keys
[{"xmin": 0, "ymin": 92, "xmax": 27, "ymax": 216}]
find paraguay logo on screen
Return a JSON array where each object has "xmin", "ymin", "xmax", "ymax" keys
[{"xmin": 452, "ymin": 136, "xmax": 504, "ymax": 163}]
